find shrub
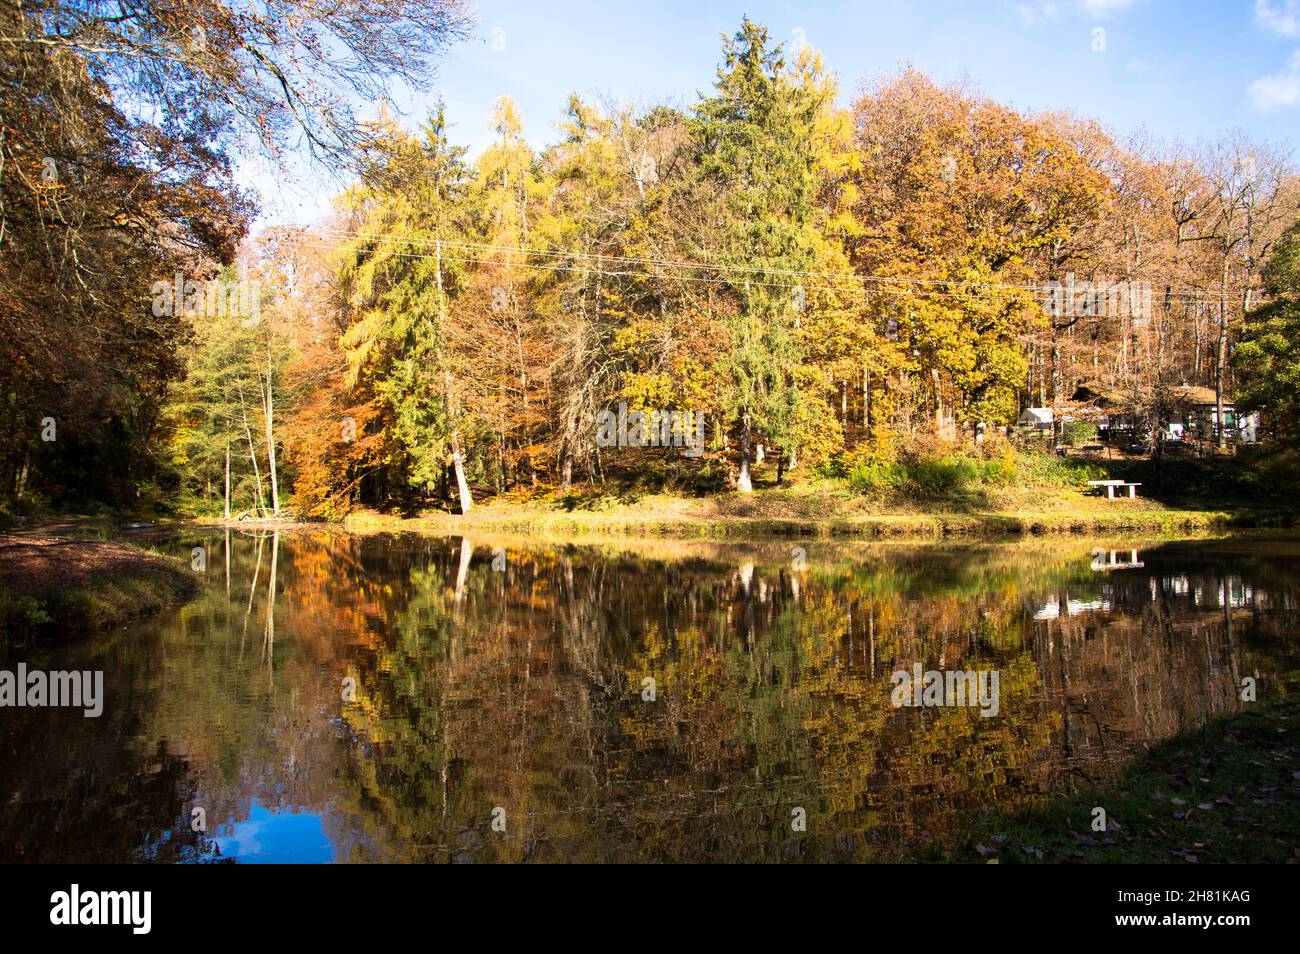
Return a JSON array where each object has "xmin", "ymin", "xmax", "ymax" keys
[
  {"xmin": 910, "ymin": 455, "xmax": 978, "ymax": 495},
  {"xmin": 1064, "ymin": 420, "xmax": 1097, "ymax": 447},
  {"xmin": 843, "ymin": 441, "xmax": 1101, "ymax": 500},
  {"xmin": 980, "ymin": 453, "xmax": 1018, "ymax": 485},
  {"xmin": 847, "ymin": 458, "xmax": 906, "ymax": 494},
  {"xmin": 847, "ymin": 452, "xmax": 996, "ymax": 498},
  {"xmin": 1015, "ymin": 450, "xmax": 1106, "ymax": 488}
]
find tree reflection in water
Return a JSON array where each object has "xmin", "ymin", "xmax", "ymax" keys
[{"xmin": 1, "ymin": 532, "xmax": 1297, "ymax": 862}]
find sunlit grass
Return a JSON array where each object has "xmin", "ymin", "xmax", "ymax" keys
[{"xmin": 944, "ymin": 700, "xmax": 1300, "ymax": 864}]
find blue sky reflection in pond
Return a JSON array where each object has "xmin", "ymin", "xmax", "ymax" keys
[{"xmin": 215, "ymin": 802, "xmax": 336, "ymax": 864}]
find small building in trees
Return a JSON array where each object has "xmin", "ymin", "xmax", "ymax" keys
[
  {"xmin": 1067, "ymin": 384, "xmax": 1138, "ymax": 445},
  {"xmin": 1070, "ymin": 383, "xmax": 1260, "ymax": 447},
  {"xmin": 1167, "ymin": 386, "xmax": 1259, "ymax": 445},
  {"xmin": 1016, "ymin": 407, "xmax": 1054, "ymax": 431}
]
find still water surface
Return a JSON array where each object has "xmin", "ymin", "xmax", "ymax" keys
[{"xmin": 2, "ymin": 531, "xmax": 1298, "ymax": 862}]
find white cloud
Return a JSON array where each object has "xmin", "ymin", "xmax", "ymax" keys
[
  {"xmin": 1014, "ymin": 2, "xmax": 1065, "ymax": 24},
  {"xmin": 1248, "ymin": 49, "xmax": 1300, "ymax": 110},
  {"xmin": 1014, "ymin": 0, "xmax": 1141, "ymax": 24},
  {"xmin": 1255, "ymin": 0, "xmax": 1300, "ymax": 37},
  {"xmin": 1081, "ymin": 0, "xmax": 1141, "ymax": 16}
]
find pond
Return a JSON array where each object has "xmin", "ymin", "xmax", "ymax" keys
[{"xmin": 2, "ymin": 531, "xmax": 1298, "ymax": 862}]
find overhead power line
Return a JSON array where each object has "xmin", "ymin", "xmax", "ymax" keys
[{"xmin": 303, "ymin": 226, "xmax": 1228, "ymax": 309}]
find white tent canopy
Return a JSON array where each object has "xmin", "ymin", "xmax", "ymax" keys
[{"xmin": 1017, "ymin": 407, "xmax": 1053, "ymax": 428}]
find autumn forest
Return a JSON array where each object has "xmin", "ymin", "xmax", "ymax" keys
[
  {"xmin": 6, "ymin": 0, "xmax": 1300, "ymax": 883},
  {"xmin": 0, "ymin": 3, "xmax": 1296, "ymax": 525}
]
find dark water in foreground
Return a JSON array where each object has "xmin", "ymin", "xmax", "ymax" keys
[{"xmin": 2, "ymin": 531, "xmax": 1298, "ymax": 863}]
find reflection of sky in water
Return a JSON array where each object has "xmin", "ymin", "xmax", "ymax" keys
[
  {"xmin": 6, "ymin": 532, "xmax": 1299, "ymax": 863},
  {"xmin": 215, "ymin": 802, "xmax": 335, "ymax": 863}
]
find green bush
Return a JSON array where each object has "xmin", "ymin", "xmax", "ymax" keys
[
  {"xmin": 1064, "ymin": 420, "xmax": 1097, "ymax": 447},
  {"xmin": 1239, "ymin": 446, "xmax": 1300, "ymax": 498},
  {"xmin": 1014, "ymin": 450, "xmax": 1105, "ymax": 487},
  {"xmin": 911, "ymin": 455, "xmax": 977, "ymax": 495},
  {"xmin": 0, "ymin": 492, "xmax": 52, "ymax": 528},
  {"xmin": 848, "ymin": 453, "xmax": 1006, "ymax": 498},
  {"xmin": 845, "ymin": 445, "xmax": 1102, "ymax": 499},
  {"xmin": 847, "ymin": 458, "xmax": 905, "ymax": 494},
  {"xmin": 980, "ymin": 455, "xmax": 1018, "ymax": 485}
]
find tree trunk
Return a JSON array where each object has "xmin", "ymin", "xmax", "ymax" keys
[
  {"xmin": 737, "ymin": 415, "xmax": 753, "ymax": 493},
  {"xmin": 436, "ymin": 240, "xmax": 473, "ymax": 514},
  {"xmin": 1050, "ymin": 339, "xmax": 1062, "ymax": 403},
  {"xmin": 1152, "ymin": 425, "xmax": 1164, "ymax": 493},
  {"xmin": 862, "ymin": 367, "xmax": 870, "ymax": 432},
  {"xmin": 1215, "ymin": 267, "xmax": 1229, "ymax": 449},
  {"xmin": 14, "ymin": 450, "xmax": 28, "ymax": 500},
  {"xmin": 559, "ymin": 431, "xmax": 575, "ymax": 491},
  {"xmin": 932, "ymin": 368, "xmax": 943, "ymax": 429},
  {"xmin": 238, "ymin": 385, "xmax": 267, "ymax": 516},
  {"xmin": 263, "ymin": 346, "xmax": 280, "ymax": 516},
  {"xmin": 450, "ymin": 430, "xmax": 473, "ymax": 515},
  {"xmin": 223, "ymin": 439, "xmax": 231, "ymax": 520}
]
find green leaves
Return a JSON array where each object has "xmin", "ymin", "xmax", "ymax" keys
[
  {"xmin": 1235, "ymin": 218, "xmax": 1300, "ymax": 446},
  {"xmin": 1236, "ymin": 298, "xmax": 1300, "ymax": 446},
  {"xmin": 335, "ymin": 115, "xmax": 474, "ymax": 491},
  {"xmin": 693, "ymin": 18, "xmax": 832, "ymax": 464}
]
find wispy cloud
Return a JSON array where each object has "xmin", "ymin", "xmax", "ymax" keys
[
  {"xmin": 1248, "ymin": 49, "xmax": 1300, "ymax": 110},
  {"xmin": 1014, "ymin": 1, "xmax": 1065, "ymax": 25},
  {"xmin": 1081, "ymin": 0, "xmax": 1142, "ymax": 16},
  {"xmin": 1255, "ymin": 0, "xmax": 1300, "ymax": 37},
  {"xmin": 1014, "ymin": 0, "xmax": 1142, "ymax": 25}
]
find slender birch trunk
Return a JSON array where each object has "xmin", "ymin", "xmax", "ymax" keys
[
  {"xmin": 1215, "ymin": 263, "xmax": 1229, "ymax": 449},
  {"xmin": 224, "ymin": 438, "xmax": 231, "ymax": 520},
  {"xmin": 737, "ymin": 415, "xmax": 753, "ymax": 493},
  {"xmin": 262, "ymin": 338, "xmax": 280, "ymax": 516},
  {"xmin": 436, "ymin": 239, "xmax": 473, "ymax": 514},
  {"xmin": 237, "ymin": 385, "xmax": 267, "ymax": 516}
]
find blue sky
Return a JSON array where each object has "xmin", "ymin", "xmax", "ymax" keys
[{"xmin": 248, "ymin": 0, "xmax": 1300, "ymax": 224}]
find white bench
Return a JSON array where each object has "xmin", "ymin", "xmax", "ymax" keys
[{"xmin": 1088, "ymin": 479, "xmax": 1141, "ymax": 499}]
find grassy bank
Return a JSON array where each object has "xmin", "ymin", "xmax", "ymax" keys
[
  {"xmin": 169, "ymin": 446, "xmax": 1300, "ymax": 541},
  {"xmin": 334, "ymin": 480, "xmax": 1295, "ymax": 541},
  {"xmin": 943, "ymin": 700, "xmax": 1300, "ymax": 864},
  {"xmin": 0, "ymin": 534, "xmax": 199, "ymax": 640}
]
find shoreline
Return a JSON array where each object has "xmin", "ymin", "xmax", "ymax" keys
[
  {"xmin": 0, "ymin": 534, "xmax": 199, "ymax": 640},
  {"xmin": 944, "ymin": 700, "xmax": 1300, "ymax": 864},
  {"xmin": 18, "ymin": 492, "xmax": 1297, "ymax": 548},
  {"xmin": 166, "ymin": 483, "xmax": 1299, "ymax": 542},
  {"xmin": 336, "ymin": 506, "xmax": 1291, "ymax": 541},
  {"xmin": 177, "ymin": 506, "xmax": 1294, "ymax": 543}
]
